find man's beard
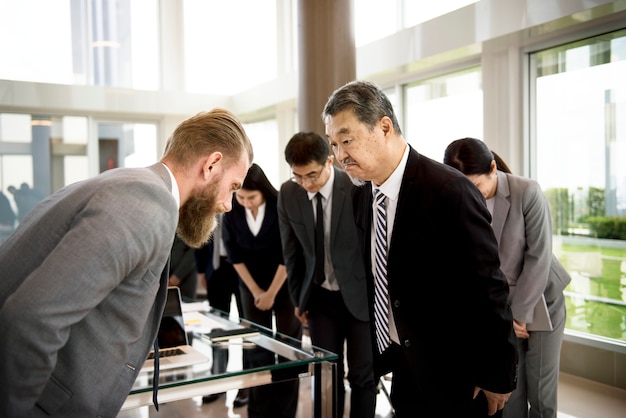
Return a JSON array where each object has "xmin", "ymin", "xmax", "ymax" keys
[
  {"xmin": 176, "ymin": 185, "xmax": 221, "ymax": 248},
  {"xmin": 349, "ymin": 176, "xmax": 366, "ymax": 187}
]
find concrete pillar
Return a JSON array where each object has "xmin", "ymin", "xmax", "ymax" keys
[{"xmin": 297, "ymin": 0, "xmax": 356, "ymax": 135}]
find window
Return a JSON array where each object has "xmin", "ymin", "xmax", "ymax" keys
[
  {"xmin": 354, "ymin": 0, "xmax": 398, "ymax": 47},
  {"xmin": 0, "ymin": 0, "xmax": 159, "ymax": 89},
  {"xmin": 0, "ymin": 0, "xmax": 73, "ymax": 84},
  {"xmin": 183, "ymin": 0, "xmax": 277, "ymax": 95},
  {"xmin": 404, "ymin": 67, "xmax": 482, "ymax": 162},
  {"xmin": 531, "ymin": 29, "xmax": 626, "ymax": 343},
  {"xmin": 243, "ymin": 119, "xmax": 280, "ymax": 188},
  {"xmin": 0, "ymin": 113, "xmax": 158, "ymax": 236},
  {"xmin": 96, "ymin": 122, "xmax": 158, "ymax": 172}
]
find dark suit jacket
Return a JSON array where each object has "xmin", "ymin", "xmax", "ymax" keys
[
  {"xmin": 222, "ymin": 194, "xmax": 284, "ymax": 289},
  {"xmin": 169, "ymin": 234, "xmax": 198, "ymax": 300},
  {"xmin": 352, "ymin": 147, "xmax": 517, "ymax": 403},
  {"xmin": 278, "ymin": 166, "xmax": 369, "ymax": 321},
  {"xmin": 0, "ymin": 163, "xmax": 176, "ymax": 417}
]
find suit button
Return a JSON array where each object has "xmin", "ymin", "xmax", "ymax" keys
[
  {"xmin": 404, "ymin": 340, "xmax": 411, "ymax": 347},
  {"xmin": 393, "ymin": 300, "xmax": 400, "ymax": 308}
]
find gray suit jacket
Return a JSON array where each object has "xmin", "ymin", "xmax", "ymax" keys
[
  {"xmin": 0, "ymin": 163, "xmax": 178, "ymax": 417},
  {"xmin": 491, "ymin": 170, "xmax": 571, "ymax": 324},
  {"xmin": 278, "ymin": 166, "xmax": 369, "ymax": 321}
]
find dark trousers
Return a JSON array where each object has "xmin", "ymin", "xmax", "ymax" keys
[
  {"xmin": 307, "ymin": 286, "xmax": 377, "ymax": 418},
  {"xmin": 239, "ymin": 282, "xmax": 301, "ymax": 418},
  {"xmin": 205, "ymin": 257, "xmax": 245, "ymax": 374},
  {"xmin": 377, "ymin": 343, "xmax": 503, "ymax": 418},
  {"xmin": 245, "ymin": 346, "xmax": 300, "ymax": 418}
]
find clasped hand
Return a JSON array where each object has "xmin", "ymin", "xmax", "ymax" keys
[{"xmin": 254, "ymin": 291, "xmax": 275, "ymax": 311}]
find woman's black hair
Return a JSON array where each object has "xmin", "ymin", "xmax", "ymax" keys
[
  {"xmin": 443, "ymin": 137, "xmax": 512, "ymax": 174},
  {"xmin": 242, "ymin": 163, "xmax": 278, "ymax": 199}
]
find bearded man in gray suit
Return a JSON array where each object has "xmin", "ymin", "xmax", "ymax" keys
[{"xmin": 0, "ymin": 108, "xmax": 253, "ymax": 418}]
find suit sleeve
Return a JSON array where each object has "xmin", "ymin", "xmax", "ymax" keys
[
  {"xmin": 170, "ymin": 237, "xmax": 196, "ymax": 282},
  {"xmin": 222, "ymin": 209, "xmax": 243, "ymax": 264},
  {"xmin": 509, "ymin": 179, "xmax": 553, "ymax": 323},
  {"xmin": 450, "ymin": 180, "xmax": 518, "ymax": 393},
  {"xmin": 0, "ymin": 180, "xmax": 177, "ymax": 414},
  {"xmin": 195, "ymin": 243, "xmax": 211, "ymax": 275},
  {"xmin": 277, "ymin": 184, "xmax": 305, "ymax": 308}
]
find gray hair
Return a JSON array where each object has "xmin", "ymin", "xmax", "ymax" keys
[{"xmin": 321, "ymin": 80, "xmax": 402, "ymax": 135}]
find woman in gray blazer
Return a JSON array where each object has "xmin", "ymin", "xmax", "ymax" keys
[{"xmin": 444, "ymin": 137, "xmax": 572, "ymax": 418}]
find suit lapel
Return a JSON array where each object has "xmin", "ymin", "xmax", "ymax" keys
[
  {"xmin": 330, "ymin": 169, "xmax": 346, "ymax": 248},
  {"xmin": 356, "ymin": 184, "xmax": 374, "ymax": 272},
  {"xmin": 257, "ymin": 198, "xmax": 278, "ymax": 237},
  {"xmin": 391, "ymin": 147, "xmax": 419, "ymax": 258},
  {"xmin": 492, "ymin": 170, "xmax": 511, "ymax": 245}
]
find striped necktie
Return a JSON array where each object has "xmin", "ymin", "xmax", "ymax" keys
[{"xmin": 374, "ymin": 189, "xmax": 391, "ymax": 353}]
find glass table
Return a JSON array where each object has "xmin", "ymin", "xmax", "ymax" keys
[{"xmin": 122, "ymin": 307, "xmax": 338, "ymax": 418}]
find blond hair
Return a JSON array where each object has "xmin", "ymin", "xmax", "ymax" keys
[{"xmin": 162, "ymin": 108, "xmax": 254, "ymax": 170}]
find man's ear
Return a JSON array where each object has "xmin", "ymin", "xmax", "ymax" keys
[
  {"xmin": 202, "ymin": 152, "xmax": 223, "ymax": 179},
  {"xmin": 380, "ymin": 116, "xmax": 392, "ymax": 136}
]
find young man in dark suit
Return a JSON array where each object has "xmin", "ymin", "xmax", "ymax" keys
[
  {"xmin": 322, "ymin": 80, "xmax": 518, "ymax": 418},
  {"xmin": 278, "ymin": 131, "xmax": 377, "ymax": 418}
]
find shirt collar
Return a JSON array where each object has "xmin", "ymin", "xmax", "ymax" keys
[
  {"xmin": 372, "ymin": 143, "xmax": 409, "ymax": 201},
  {"xmin": 162, "ymin": 163, "xmax": 181, "ymax": 208}
]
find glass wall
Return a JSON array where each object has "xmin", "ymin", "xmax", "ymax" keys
[
  {"xmin": 404, "ymin": 67, "xmax": 483, "ymax": 162},
  {"xmin": 531, "ymin": 29, "xmax": 626, "ymax": 343},
  {"xmin": 0, "ymin": 112, "xmax": 158, "ymax": 243}
]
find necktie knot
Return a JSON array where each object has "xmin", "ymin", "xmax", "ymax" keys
[{"xmin": 375, "ymin": 188, "xmax": 385, "ymax": 205}]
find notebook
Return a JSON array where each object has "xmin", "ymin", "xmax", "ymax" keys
[
  {"xmin": 526, "ymin": 294, "xmax": 553, "ymax": 331},
  {"xmin": 508, "ymin": 286, "xmax": 553, "ymax": 332},
  {"xmin": 141, "ymin": 287, "xmax": 210, "ymax": 372}
]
